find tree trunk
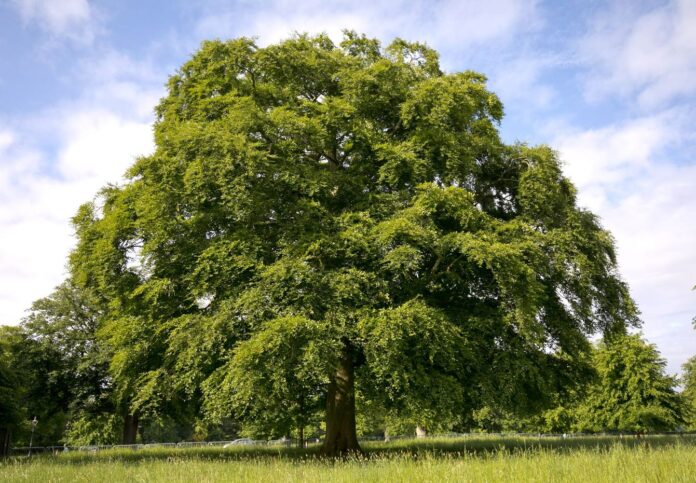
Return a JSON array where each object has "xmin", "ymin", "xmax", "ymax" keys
[
  {"xmin": 122, "ymin": 413, "xmax": 139, "ymax": 445},
  {"xmin": 299, "ymin": 425, "xmax": 305, "ymax": 449},
  {"xmin": 321, "ymin": 347, "xmax": 360, "ymax": 456},
  {"xmin": 0, "ymin": 427, "xmax": 10, "ymax": 458}
]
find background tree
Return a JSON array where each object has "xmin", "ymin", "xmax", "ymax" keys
[
  {"xmin": 69, "ymin": 32, "xmax": 638, "ymax": 455},
  {"xmin": 20, "ymin": 281, "xmax": 119, "ymax": 445},
  {"xmin": 0, "ymin": 282, "xmax": 120, "ymax": 448},
  {"xmin": 575, "ymin": 333, "xmax": 684, "ymax": 433},
  {"xmin": 682, "ymin": 356, "xmax": 696, "ymax": 430},
  {"xmin": 686, "ymin": 285, "xmax": 696, "ymax": 430},
  {"xmin": 0, "ymin": 328, "xmax": 24, "ymax": 457},
  {"xmin": 0, "ymin": 322, "xmax": 72, "ymax": 447}
]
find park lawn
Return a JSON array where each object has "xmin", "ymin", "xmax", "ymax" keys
[{"xmin": 1, "ymin": 435, "xmax": 695, "ymax": 482}]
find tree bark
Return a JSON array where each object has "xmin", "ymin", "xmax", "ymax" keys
[
  {"xmin": 321, "ymin": 347, "xmax": 360, "ymax": 456},
  {"xmin": 0, "ymin": 427, "xmax": 10, "ymax": 458},
  {"xmin": 122, "ymin": 413, "xmax": 139, "ymax": 445}
]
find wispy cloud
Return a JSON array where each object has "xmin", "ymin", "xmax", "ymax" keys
[
  {"xmin": 551, "ymin": 108, "xmax": 696, "ymax": 374},
  {"xmin": 579, "ymin": 0, "xmax": 696, "ymax": 109},
  {"xmin": 554, "ymin": 0, "xmax": 696, "ymax": 373},
  {"xmin": 195, "ymin": 0, "xmax": 541, "ymax": 51},
  {"xmin": 193, "ymin": 0, "xmax": 553, "ymax": 112},
  {"xmin": 488, "ymin": 53, "xmax": 557, "ymax": 110},
  {"xmin": 0, "ymin": 50, "xmax": 160, "ymax": 326},
  {"xmin": 600, "ymin": 161, "xmax": 696, "ymax": 374},
  {"xmin": 9, "ymin": 0, "xmax": 100, "ymax": 45},
  {"xmin": 552, "ymin": 110, "xmax": 686, "ymax": 207}
]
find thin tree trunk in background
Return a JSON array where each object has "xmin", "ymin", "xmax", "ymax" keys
[
  {"xmin": 321, "ymin": 347, "xmax": 360, "ymax": 456},
  {"xmin": 0, "ymin": 428, "xmax": 10, "ymax": 457},
  {"xmin": 299, "ymin": 425, "xmax": 305, "ymax": 449},
  {"xmin": 122, "ymin": 413, "xmax": 139, "ymax": 445}
]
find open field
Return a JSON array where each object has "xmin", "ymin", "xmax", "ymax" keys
[{"xmin": 2, "ymin": 435, "xmax": 696, "ymax": 482}]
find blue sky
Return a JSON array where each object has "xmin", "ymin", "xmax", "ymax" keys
[{"xmin": 0, "ymin": 0, "xmax": 694, "ymax": 375}]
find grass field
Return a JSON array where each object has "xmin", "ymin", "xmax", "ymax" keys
[{"xmin": 2, "ymin": 435, "xmax": 695, "ymax": 482}]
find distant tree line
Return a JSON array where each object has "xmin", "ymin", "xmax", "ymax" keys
[{"xmin": 1, "ymin": 281, "xmax": 693, "ymax": 455}]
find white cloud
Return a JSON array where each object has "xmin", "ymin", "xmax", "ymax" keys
[
  {"xmin": 196, "ymin": 0, "xmax": 540, "ymax": 52},
  {"xmin": 56, "ymin": 110, "xmax": 152, "ymax": 181},
  {"xmin": 565, "ymin": 1, "xmax": 696, "ymax": 373},
  {"xmin": 0, "ymin": 131, "xmax": 14, "ymax": 151},
  {"xmin": 10, "ymin": 0, "xmax": 99, "ymax": 44},
  {"xmin": 0, "ymin": 52, "xmax": 160, "ymax": 326},
  {"xmin": 601, "ymin": 162, "xmax": 696, "ymax": 376},
  {"xmin": 488, "ymin": 54, "xmax": 556, "ymax": 109},
  {"xmin": 580, "ymin": 0, "xmax": 696, "ymax": 108},
  {"xmin": 552, "ymin": 111, "xmax": 684, "ymax": 209},
  {"xmin": 76, "ymin": 50, "xmax": 161, "ymax": 85},
  {"xmin": 0, "ymin": 115, "xmax": 154, "ymax": 326},
  {"xmin": 552, "ymin": 112, "xmax": 696, "ymax": 375},
  {"xmin": 0, "ymin": 129, "xmax": 42, "ymax": 202}
]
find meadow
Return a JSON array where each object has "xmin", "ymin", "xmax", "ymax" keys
[{"xmin": 2, "ymin": 435, "xmax": 695, "ymax": 482}]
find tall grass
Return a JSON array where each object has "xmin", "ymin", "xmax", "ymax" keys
[{"xmin": 2, "ymin": 435, "xmax": 695, "ymax": 482}]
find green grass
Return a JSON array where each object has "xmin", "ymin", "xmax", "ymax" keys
[{"xmin": 2, "ymin": 435, "xmax": 695, "ymax": 482}]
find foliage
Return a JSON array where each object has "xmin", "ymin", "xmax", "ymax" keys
[
  {"xmin": 65, "ymin": 32, "xmax": 638, "ymax": 452},
  {"xmin": 0, "ymin": 324, "xmax": 71, "ymax": 446},
  {"xmin": 358, "ymin": 299, "xmax": 470, "ymax": 431},
  {"xmin": 0, "ymin": 330, "xmax": 23, "ymax": 456},
  {"xmin": 0, "ymin": 331, "xmax": 22, "ymax": 422},
  {"xmin": 21, "ymin": 282, "xmax": 116, "ymax": 443},
  {"xmin": 0, "ymin": 358, "xmax": 21, "ymax": 429},
  {"xmin": 63, "ymin": 413, "xmax": 122, "ymax": 446},
  {"xmin": 575, "ymin": 333, "xmax": 684, "ymax": 432},
  {"xmin": 0, "ymin": 282, "xmax": 121, "ymax": 447},
  {"xmin": 203, "ymin": 316, "xmax": 340, "ymax": 439},
  {"xmin": 682, "ymin": 356, "xmax": 696, "ymax": 430}
]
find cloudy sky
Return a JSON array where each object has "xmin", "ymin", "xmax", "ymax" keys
[{"xmin": 0, "ymin": 0, "xmax": 694, "ymax": 374}]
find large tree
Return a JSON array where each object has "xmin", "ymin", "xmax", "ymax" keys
[{"xmin": 70, "ymin": 33, "xmax": 638, "ymax": 455}]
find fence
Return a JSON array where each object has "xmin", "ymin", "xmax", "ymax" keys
[
  {"xmin": 8, "ymin": 438, "xmax": 293, "ymax": 456},
  {"xmin": 9, "ymin": 431, "xmax": 696, "ymax": 457}
]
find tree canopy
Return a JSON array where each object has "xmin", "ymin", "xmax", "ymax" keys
[
  {"xmin": 682, "ymin": 356, "xmax": 696, "ymax": 430},
  {"xmin": 0, "ymin": 329, "xmax": 23, "ymax": 457},
  {"xmin": 67, "ymin": 32, "xmax": 639, "ymax": 454},
  {"xmin": 575, "ymin": 333, "xmax": 683, "ymax": 433},
  {"xmin": 0, "ymin": 282, "xmax": 118, "ymax": 453}
]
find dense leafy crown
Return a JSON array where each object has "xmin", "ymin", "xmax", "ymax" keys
[
  {"xmin": 70, "ymin": 33, "xmax": 638, "ymax": 434},
  {"xmin": 577, "ymin": 334, "xmax": 683, "ymax": 432}
]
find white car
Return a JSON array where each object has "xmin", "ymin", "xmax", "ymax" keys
[{"xmin": 223, "ymin": 438, "xmax": 255, "ymax": 448}]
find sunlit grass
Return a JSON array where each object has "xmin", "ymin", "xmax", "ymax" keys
[{"xmin": 2, "ymin": 435, "xmax": 695, "ymax": 482}]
